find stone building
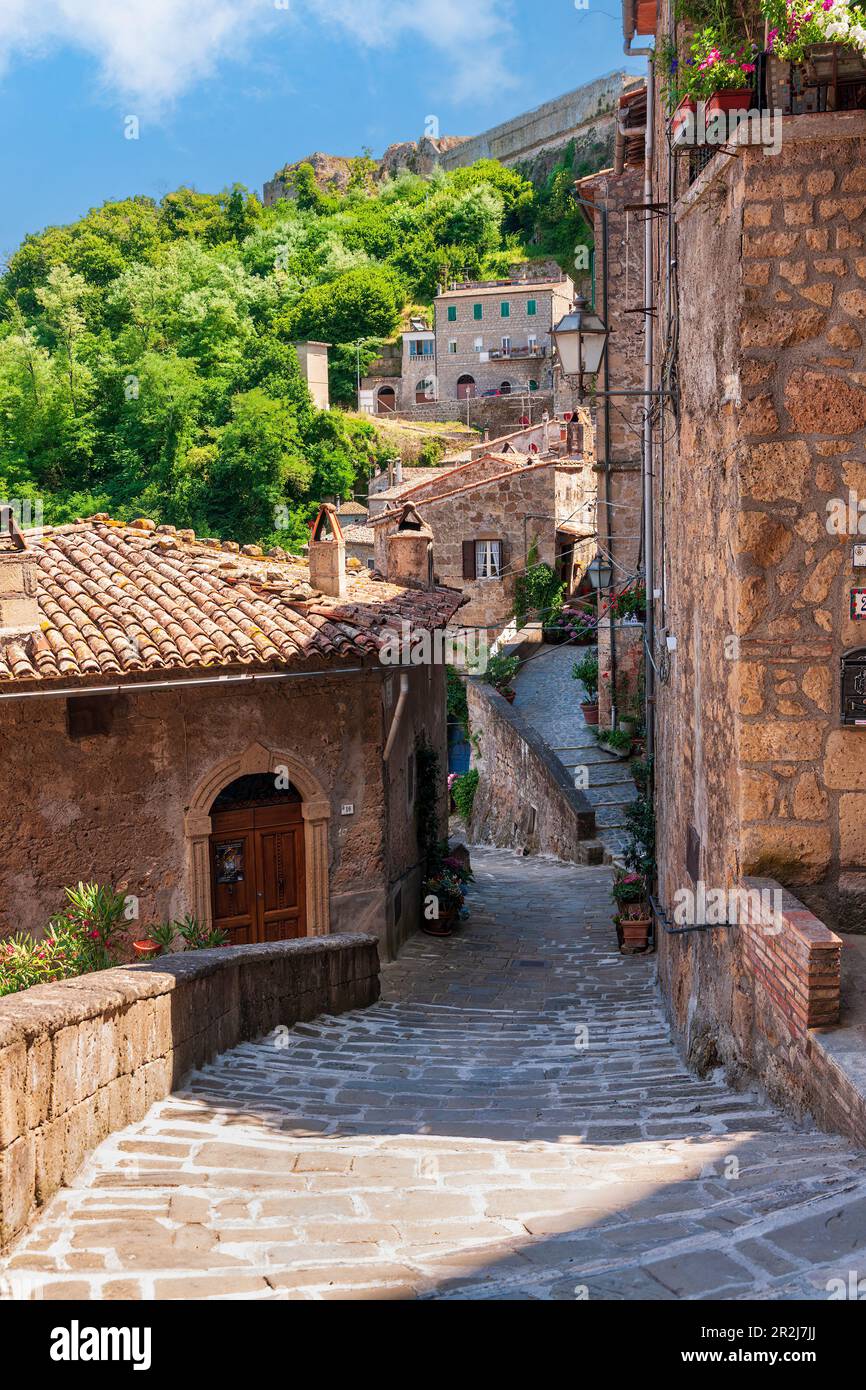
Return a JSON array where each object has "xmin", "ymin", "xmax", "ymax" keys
[
  {"xmin": 612, "ymin": 0, "xmax": 866, "ymax": 1135},
  {"xmin": 580, "ymin": 113, "xmax": 647, "ymax": 730},
  {"xmin": 433, "ymin": 268, "xmax": 574, "ymax": 403},
  {"xmin": 371, "ymin": 446, "xmax": 597, "ymax": 640},
  {"xmin": 0, "ymin": 510, "xmax": 464, "ymax": 961}
]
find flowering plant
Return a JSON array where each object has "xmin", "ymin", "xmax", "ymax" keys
[
  {"xmin": 762, "ymin": 0, "xmax": 866, "ymax": 60},
  {"xmin": 423, "ymin": 868, "xmax": 465, "ymax": 914},
  {"xmin": 612, "ymin": 871, "xmax": 649, "ymax": 908},
  {"xmin": 667, "ymin": 27, "xmax": 760, "ymax": 102}
]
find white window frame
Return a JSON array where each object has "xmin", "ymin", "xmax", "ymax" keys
[
  {"xmin": 474, "ymin": 336, "xmax": 484, "ymax": 352},
  {"xmin": 475, "ymin": 540, "xmax": 502, "ymax": 580},
  {"xmin": 448, "ymin": 339, "xmax": 457, "ymax": 354}
]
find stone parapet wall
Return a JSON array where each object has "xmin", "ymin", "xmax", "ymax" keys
[
  {"xmin": 467, "ymin": 679, "xmax": 596, "ymax": 858},
  {"xmin": 0, "ymin": 935, "xmax": 380, "ymax": 1249},
  {"xmin": 390, "ymin": 393, "xmax": 555, "ymax": 436}
]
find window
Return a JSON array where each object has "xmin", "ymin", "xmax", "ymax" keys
[
  {"xmin": 447, "ymin": 305, "xmax": 457, "ymax": 322},
  {"xmin": 528, "ymin": 334, "xmax": 538, "ymax": 352},
  {"xmin": 500, "ymin": 301, "xmax": 510, "ymax": 318},
  {"xmin": 473, "ymin": 303, "xmax": 483, "ymax": 320},
  {"xmin": 474, "ymin": 336, "xmax": 484, "ymax": 352},
  {"xmin": 475, "ymin": 540, "xmax": 503, "ymax": 579},
  {"xmin": 501, "ymin": 336, "xmax": 511, "ymax": 355},
  {"xmin": 527, "ymin": 299, "xmax": 537, "ymax": 316},
  {"xmin": 410, "ymin": 339, "xmax": 433, "ymax": 358},
  {"xmin": 448, "ymin": 340, "xmax": 457, "ymax": 354}
]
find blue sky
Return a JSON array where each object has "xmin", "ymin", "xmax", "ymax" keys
[{"xmin": 0, "ymin": 0, "xmax": 644, "ymax": 261}]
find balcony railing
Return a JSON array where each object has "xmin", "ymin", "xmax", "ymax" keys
[{"xmin": 487, "ymin": 345, "xmax": 548, "ymax": 360}]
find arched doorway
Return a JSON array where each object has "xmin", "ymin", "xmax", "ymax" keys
[
  {"xmin": 185, "ymin": 742, "xmax": 331, "ymax": 937},
  {"xmin": 377, "ymin": 386, "xmax": 397, "ymax": 414},
  {"xmin": 209, "ymin": 774, "xmax": 306, "ymax": 944},
  {"xmin": 499, "ymin": 381, "xmax": 512, "ymax": 395},
  {"xmin": 457, "ymin": 374, "xmax": 476, "ymax": 400},
  {"xmin": 416, "ymin": 377, "xmax": 436, "ymax": 404}
]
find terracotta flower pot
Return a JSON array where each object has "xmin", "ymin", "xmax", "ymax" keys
[
  {"xmin": 422, "ymin": 908, "xmax": 458, "ymax": 938},
  {"xmin": 132, "ymin": 939, "xmax": 161, "ymax": 959},
  {"xmin": 706, "ymin": 88, "xmax": 753, "ymax": 116},
  {"xmin": 581, "ymin": 701, "xmax": 599, "ymax": 726},
  {"xmin": 672, "ymin": 95, "xmax": 697, "ymax": 145},
  {"xmin": 620, "ymin": 916, "xmax": 651, "ymax": 954}
]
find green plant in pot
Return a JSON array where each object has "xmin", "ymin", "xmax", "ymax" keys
[
  {"xmin": 612, "ymin": 871, "xmax": 651, "ymax": 953},
  {"xmin": 572, "ymin": 650, "xmax": 600, "ymax": 725},
  {"xmin": 422, "ymin": 867, "xmax": 466, "ymax": 938},
  {"xmin": 484, "ymin": 653, "xmax": 521, "ymax": 702}
]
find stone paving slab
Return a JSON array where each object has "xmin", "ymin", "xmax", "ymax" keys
[{"xmin": 3, "ymin": 848, "xmax": 865, "ymax": 1301}]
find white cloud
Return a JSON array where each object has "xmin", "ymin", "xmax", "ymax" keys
[{"xmin": 0, "ymin": 0, "xmax": 516, "ymax": 109}]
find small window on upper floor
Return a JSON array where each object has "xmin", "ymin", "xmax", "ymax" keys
[
  {"xmin": 475, "ymin": 539, "xmax": 503, "ymax": 580},
  {"xmin": 527, "ymin": 299, "xmax": 537, "ymax": 316},
  {"xmin": 447, "ymin": 305, "xmax": 457, "ymax": 322},
  {"xmin": 500, "ymin": 301, "xmax": 510, "ymax": 318},
  {"xmin": 473, "ymin": 303, "xmax": 483, "ymax": 320},
  {"xmin": 449, "ymin": 340, "xmax": 457, "ymax": 354}
]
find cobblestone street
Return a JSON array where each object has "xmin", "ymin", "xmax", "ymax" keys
[{"xmin": 4, "ymin": 848, "xmax": 866, "ymax": 1301}]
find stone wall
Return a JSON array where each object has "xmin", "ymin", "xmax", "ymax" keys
[
  {"xmin": 0, "ymin": 664, "xmax": 446, "ymax": 962},
  {"xmin": 467, "ymin": 680, "xmax": 596, "ymax": 857},
  {"xmin": 389, "ymin": 392, "xmax": 556, "ymax": 436},
  {"xmin": 583, "ymin": 164, "xmax": 647, "ymax": 733},
  {"xmin": 0, "ymin": 934, "xmax": 380, "ymax": 1248},
  {"xmin": 649, "ymin": 109, "xmax": 866, "ymax": 1114},
  {"xmin": 437, "ymin": 73, "xmax": 632, "ymax": 173}
]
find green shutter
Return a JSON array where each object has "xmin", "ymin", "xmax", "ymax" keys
[
  {"xmin": 501, "ymin": 301, "xmax": 510, "ymax": 318},
  {"xmin": 447, "ymin": 305, "xmax": 457, "ymax": 322},
  {"xmin": 527, "ymin": 299, "xmax": 537, "ymax": 316},
  {"xmin": 473, "ymin": 303, "xmax": 483, "ymax": 320}
]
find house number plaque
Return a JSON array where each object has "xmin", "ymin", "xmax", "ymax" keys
[{"xmin": 851, "ymin": 589, "xmax": 866, "ymax": 620}]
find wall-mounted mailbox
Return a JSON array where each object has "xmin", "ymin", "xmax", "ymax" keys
[{"xmin": 842, "ymin": 648, "xmax": 866, "ymax": 725}]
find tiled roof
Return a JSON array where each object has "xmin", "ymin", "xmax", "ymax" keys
[
  {"xmin": 0, "ymin": 517, "xmax": 464, "ymax": 688},
  {"xmin": 342, "ymin": 525, "xmax": 374, "ymax": 546},
  {"xmin": 336, "ymin": 501, "xmax": 368, "ymax": 517}
]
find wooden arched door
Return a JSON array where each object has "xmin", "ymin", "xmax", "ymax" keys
[{"xmin": 209, "ymin": 775, "xmax": 307, "ymax": 944}]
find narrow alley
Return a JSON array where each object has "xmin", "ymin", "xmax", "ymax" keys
[{"xmin": 5, "ymin": 849, "xmax": 865, "ymax": 1302}]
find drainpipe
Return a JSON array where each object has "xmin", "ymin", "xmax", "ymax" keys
[{"xmin": 384, "ymin": 672, "xmax": 410, "ymax": 761}]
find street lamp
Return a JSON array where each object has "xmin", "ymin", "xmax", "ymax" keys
[
  {"xmin": 586, "ymin": 552, "xmax": 614, "ymax": 594},
  {"xmin": 552, "ymin": 294, "xmax": 609, "ymax": 400}
]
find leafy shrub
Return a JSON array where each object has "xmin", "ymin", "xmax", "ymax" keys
[
  {"xmin": 572, "ymin": 651, "xmax": 599, "ymax": 702},
  {"xmin": 600, "ymin": 728, "xmax": 633, "ymax": 752},
  {"xmin": 484, "ymin": 654, "xmax": 520, "ymax": 693},
  {"xmin": 514, "ymin": 561, "xmax": 565, "ymax": 630},
  {"xmin": 451, "ymin": 768, "xmax": 479, "ymax": 823}
]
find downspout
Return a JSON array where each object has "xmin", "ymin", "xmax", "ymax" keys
[{"xmin": 384, "ymin": 672, "xmax": 410, "ymax": 761}]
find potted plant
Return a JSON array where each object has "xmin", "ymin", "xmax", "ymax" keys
[
  {"xmin": 422, "ymin": 867, "xmax": 466, "ymax": 937},
  {"xmin": 572, "ymin": 650, "xmax": 600, "ymax": 725},
  {"xmin": 599, "ymin": 727, "xmax": 634, "ymax": 759},
  {"xmin": 612, "ymin": 871, "xmax": 652, "ymax": 953},
  {"xmin": 131, "ymin": 937, "xmax": 161, "ymax": 959},
  {"xmin": 666, "ymin": 28, "xmax": 759, "ymax": 142},
  {"xmin": 484, "ymin": 653, "xmax": 521, "ymax": 703},
  {"xmin": 762, "ymin": 0, "xmax": 866, "ymax": 111}
]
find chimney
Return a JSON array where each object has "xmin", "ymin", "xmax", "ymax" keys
[
  {"xmin": 387, "ymin": 503, "xmax": 434, "ymax": 590},
  {"xmin": 0, "ymin": 507, "xmax": 39, "ymax": 635},
  {"xmin": 394, "ymin": 458, "xmax": 403, "ymax": 485},
  {"xmin": 308, "ymin": 503, "xmax": 346, "ymax": 599}
]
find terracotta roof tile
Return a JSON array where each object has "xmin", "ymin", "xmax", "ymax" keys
[{"xmin": 0, "ymin": 519, "xmax": 464, "ymax": 688}]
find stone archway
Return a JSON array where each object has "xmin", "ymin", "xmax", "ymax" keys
[{"xmin": 184, "ymin": 742, "xmax": 331, "ymax": 936}]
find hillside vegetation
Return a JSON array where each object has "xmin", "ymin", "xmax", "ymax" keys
[{"xmin": 0, "ymin": 155, "xmax": 590, "ymax": 551}]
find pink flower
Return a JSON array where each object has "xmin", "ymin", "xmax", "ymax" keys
[
  {"xmin": 767, "ymin": 25, "xmax": 779, "ymax": 46},
  {"xmin": 741, "ymin": 62, "xmax": 756, "ymax": 72}
]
